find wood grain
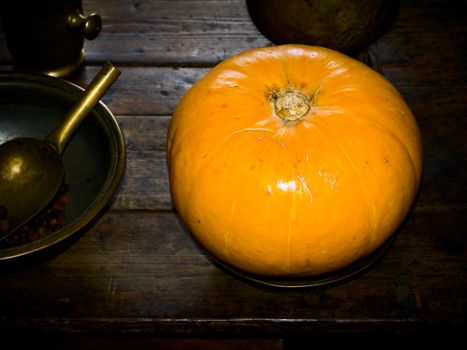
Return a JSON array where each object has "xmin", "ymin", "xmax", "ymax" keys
[{"xmin": 0, "ymin": 210, "xmax": 465, "ymax": 335}]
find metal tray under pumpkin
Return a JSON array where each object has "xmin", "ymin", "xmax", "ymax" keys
[{"xmin": 189, "ymin": 225, "xmax": 399, "ymax": 289}]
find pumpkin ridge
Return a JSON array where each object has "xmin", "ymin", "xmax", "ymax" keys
[
  {"xmin": 286, "ymin": 189, "xmax": 298, "ymax": 274},
  {"xmin": 335, "ymin": 141, "xmax": 377, "ymax": 249},
  {"xmin": 223, "ymin": 199, "xmax": 237, "ymax": 259},
  {"xmin": 310, "ymin": 120, "xmax": 377, "ymax": 250},
  {"xmin": 295, "ymin": 174, "xmax": 313, "ymax": 204},
  {"xmin": 343, "ymin": 112, "xmax": 420, "ymax": 190},
  {"xmin": 223, "ymin": 127, "xmax": 275, "ymax": 142}
]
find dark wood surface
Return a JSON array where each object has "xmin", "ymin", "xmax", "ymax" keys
[{"xmin": 0, "ymin": 0, "xmax": 466, "ymax": 347}]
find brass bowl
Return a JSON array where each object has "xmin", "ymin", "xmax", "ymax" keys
[{"xmin": 0, "ymin": 72, "xmax": 125, "ymax": 262}]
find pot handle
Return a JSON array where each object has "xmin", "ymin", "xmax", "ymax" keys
[{"xmin": 67, "ymin": 10, "xmax": 102, "ymax": 40}]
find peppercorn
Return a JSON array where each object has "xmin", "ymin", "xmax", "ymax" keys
[{"xmin": 0, "ymin": 184, "xmax": 71, "ymax": 247}]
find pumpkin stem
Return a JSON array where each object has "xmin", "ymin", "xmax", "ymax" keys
[{"xmin": 270, "ymin": 89, "xmax": 310, "ymax": 122}]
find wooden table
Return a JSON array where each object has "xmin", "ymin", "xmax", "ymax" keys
[{"xmin": 0, "ymin": 0, "xmax": 466, "ymax": 348}]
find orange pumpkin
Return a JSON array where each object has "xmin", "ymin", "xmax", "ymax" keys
[{"xmin": 167, "ymin": 45, "xmax": 423, "ymax": 277}]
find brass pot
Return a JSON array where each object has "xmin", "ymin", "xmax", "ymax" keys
[{"xmin": 0, "ymin": 0, "xmax": 101, "ymax": 77}]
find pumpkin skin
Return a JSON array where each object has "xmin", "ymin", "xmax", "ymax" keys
[{"xmin": 167, "ymin": 45, "xmax": 423, "ymax": 277}]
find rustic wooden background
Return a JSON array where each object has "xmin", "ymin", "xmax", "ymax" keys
[{"xmin": 0, "ymin": 0, "xmax": 466, "ymax": 348}]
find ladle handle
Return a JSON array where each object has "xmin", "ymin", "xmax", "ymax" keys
[{"xmin": 46, "ymin": 61, "xmax": 121, "ymax": 155}]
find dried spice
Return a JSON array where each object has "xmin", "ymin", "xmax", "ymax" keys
[{"xmin": 0, "ymin": 184, "xmax": 71, "ymax": 247}]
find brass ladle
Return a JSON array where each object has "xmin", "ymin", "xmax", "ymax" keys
[{"xmin": 0, "ymin": 62, "xmax": 120, "ymax": 242}]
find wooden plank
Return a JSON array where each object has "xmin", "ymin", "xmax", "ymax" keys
[
  {"xmin": 3, "ymin": 0, "xmax": 464, "ymax": 67},
  {"xmin": 69, "ymin": 66, "xmax": 208, "ymax": 116},
  {"xmin": 373, "ymin": 0, "xmax": 466, "ymax": 67},
  {"xmin": 5, "ymin": 336, "xmax": 283, "ymax": 350},
  {"xmin": 66, "ymin": 65, "xmax": 467, "ymax": 118},
  {"xmin": 81, "ymin": 0, "xmax": 466, "ymax": 67},
  {"xmin": 0, "ymin": 210, "xmax": 465, "ymax": 335},
  {"xmin": 115, "ymin": 115, "xmax": 171, "ymax": 210},
  {"xmin": 82, "ymin": 0, "xmax": 269, "ymax": 66}
]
